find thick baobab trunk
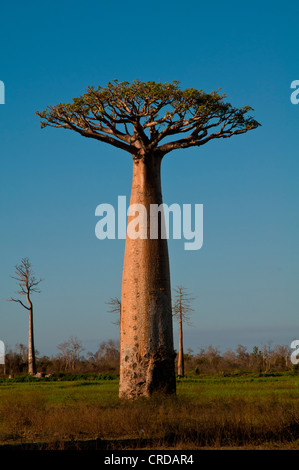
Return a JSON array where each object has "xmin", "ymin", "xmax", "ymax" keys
[
  {"xmin": 119, "ymin": 154, "xmax": 176, "ymax": 399},
  {"xmin": 177, "ymin": 317, "xmax": 184, "ymax": 377},
  {"xmin": 28, "ymin": 303, "xmax": 36, "ymax": 375}
]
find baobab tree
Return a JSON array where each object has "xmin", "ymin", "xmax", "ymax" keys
[
  {"xmin": 8, "ymin": 257, "xmax": 43, "ymax": 375},
  {"xmin": 172, "ymin": 286, "xmax": 195, "ymax": 377},
  {"xmin": 37, "ymin": 80, "xmax": 260, "ymax": 398}
]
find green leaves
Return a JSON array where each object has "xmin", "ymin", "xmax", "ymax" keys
[{"xmin": 36, "ymin": 79, "xmax": 261, "ymax": 155}]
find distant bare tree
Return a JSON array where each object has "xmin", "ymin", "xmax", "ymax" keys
[
  {"xmin": 57, "ymin": 341, "xmax": 70, "ymax": 371},
  {"xmin": 68, "ymin": 336, "xmax": 84, "ymax": 370},
  {"xmin": 172, "ymin": 286, "xmax": 195, "ymax": 377},
  {"xmin": 106, "ymin": 297, "xmax": 121, "ymax": 325},
  {"xmin": 8, "ymin": 258, "xmax": 43, "ymax": 375},
  {"xmin": 57, "ymin": 336, "xmax": 84, "ymax": 371},
  {"xmin": 261, "ymin": 341, "xmax": 273, "ymax": 372}
]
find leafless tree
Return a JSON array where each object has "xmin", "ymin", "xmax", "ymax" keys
[
  {"xmin": 57, "ymin": 336, "xmax": 84, "ymax": 371},
  {"xmin": 106, "ymin": 297, "xmax": 121, "ymax": 325},
  {"xmin": 172, "ymin": 286, "xmax": 195, "ymax": 377},
  {"xmin": 261, "ymin": 341, "xmax": 273, "ymax": 372},
  {"xmin": 8, "ymin": 258, "xmax": 43, "ymax": 375}
]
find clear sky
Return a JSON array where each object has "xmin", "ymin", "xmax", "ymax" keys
[{"xmin": 0, "ymin": 0, "xmax": 298, "ymax": 357}]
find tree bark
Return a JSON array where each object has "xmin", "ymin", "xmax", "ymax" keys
[
  {"xmin": 119, "ymin": 154, "xmax": 176, "ymax": 398},
  {"xmin": 28, "ymin": 303, "xmax": 36, "ymax": 375}
]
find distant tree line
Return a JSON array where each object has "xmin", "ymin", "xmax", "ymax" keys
[
  {"xmin": 181, "ymin": 342, "xmax": 292, "ymax": 375},
  {"xmin": 1, "ymin": 338, "xmax": 294, "ymax": 377},
  {"xmin": 2, "ymin": 337, "xmax": 120, "ymax": 377}
]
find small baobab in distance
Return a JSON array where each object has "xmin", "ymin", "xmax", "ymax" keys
[
  {"xmin": 8, "ymin": 257, "xmax": 43, "ymax": 375},
  {"xmin": 37, "ymin": 80, "xmax": 260, "ymax": 398},
  {"xmin": 172, "ymin": 285, "xmax": 195, "ymax": 377}
]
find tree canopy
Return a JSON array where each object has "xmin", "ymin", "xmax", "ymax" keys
[
  {"xmin": 36, "ymin": 80, "xmax": 260, "ymax": 158},
  {"xmin": 8, "ymin": 257, "xmax": 43, "ymax": 310},
  {"xmin": 172, "ymin": 285, "xmax": 195, "ymax": 327}
]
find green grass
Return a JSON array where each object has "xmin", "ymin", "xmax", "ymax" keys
[
  {"xmin": 177, "ymin": 374, "xmax": 299, "ymax": 403},
  {"xmin": 0, "ymin": 373, "xmax": 299, "ymax": 449}
]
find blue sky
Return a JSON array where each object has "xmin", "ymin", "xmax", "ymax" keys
[{"xmin": 0, "ymin": 0, "xmax": 298, "ymax": 357}]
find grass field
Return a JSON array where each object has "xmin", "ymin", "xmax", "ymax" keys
[{"xmin": 0, "ymin": 373, "xmax": 299, "ymax": 450}]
